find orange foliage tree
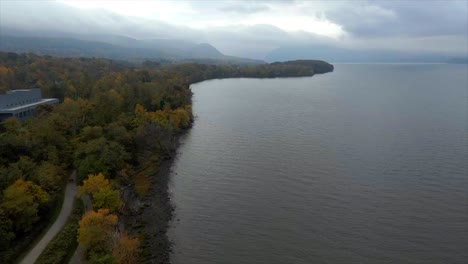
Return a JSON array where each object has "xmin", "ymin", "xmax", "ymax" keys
[
  {"xmin": 112, "ymin": 233, "xmax": 141, "ymax": 264},
  {"xmin": 78, "ymin": 208, "xmax": 118, "ymax": 252}
]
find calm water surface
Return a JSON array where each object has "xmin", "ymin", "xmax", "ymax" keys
[{"xmin": 168, "ymin": 64, "xmax": 468, "ymax": 264}]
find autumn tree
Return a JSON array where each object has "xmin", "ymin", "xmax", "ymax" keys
[
  {"xmin": 79, "ymin": 173, "xmax": 122, "ymax": 212},
  {"xmin": 79, "ymin": 173, "xmax": 109, "ymax": 196},
  {"xmin": 112, "ymin": 233, "xmax": 141, "ymax": 264},
  {"xmin": 78, "ymin": 208, "xmax": 118, "ymax": 253},
  {"xmin": 1, "ymin": 179, "xmax": 49, "ymax": 232}
]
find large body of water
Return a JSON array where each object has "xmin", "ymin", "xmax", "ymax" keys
[{"xmin": 168, "ymin": 64, "xmax": 468, "ymax": 264}]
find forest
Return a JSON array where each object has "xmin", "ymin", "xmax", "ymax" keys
[{"xmin": 0, "ymin": 52, "xmax": 333, "ymax": 263}]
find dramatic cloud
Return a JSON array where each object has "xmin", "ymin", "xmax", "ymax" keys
[
  {"xmin": 326, "ymin": 0, "xmax": 468, "ymax": 37},
  {"xmin": 0, "ymin": 0, "xmax": 466, "ymax": 59}
]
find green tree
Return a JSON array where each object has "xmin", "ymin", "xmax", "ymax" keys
[
  {"xmin": 33, "ymin": 162, "xmax": 65, "ymax": 193},
  {"xmin": 9, "ymin": 156, "xmax": 37, "ymax": 180},
  {"xmin": 74, "ymin": 137, "xmax": 129, "ymax": 181},
  {"xmin": 93, "ymin": 186, "xmax": 122, "ymax": 212},
  {"xmin": 0, "ymin": 208, "xmax": 15, "ymax": 248}
]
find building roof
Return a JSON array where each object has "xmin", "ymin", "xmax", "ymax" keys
[{"xmin": 0, "ymin": 88, "xmax": 58, "ymax": 112}]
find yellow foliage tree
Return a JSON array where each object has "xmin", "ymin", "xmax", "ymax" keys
[
  {"xmin": 134, "ymin": 103, "xmax": 149, "ymax": 125},
  {"xmin": 1, "ymin": 179, "xmax": 49, "ymax": 232},
  {"xmin": 78, "ymin": 208, "xmax": 118, "ymax": 252},
  {"xmin": 79, "ymin": 173, "xmax": 110, "ymax": 196}
]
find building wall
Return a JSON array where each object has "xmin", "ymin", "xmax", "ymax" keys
[
  {"xmin": 0, "ymin": 89, "xmax": 58, "ymax": 121},
  {"xmin": 0, "ymin": 89, "xmax": 42, "ymax": 109}
]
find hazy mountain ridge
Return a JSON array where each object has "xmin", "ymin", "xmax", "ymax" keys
[
  {"xmin": 0, "ymin": 34, "xmax": 262, "ymax": 64},
  {"xmin": 0, "ymin": 35, "xmax": 167, "ymax": 59},
  {"xmin": 447, "ymin": 57, "xmax": 468, "ymax": 64},
  {"xmin": 1, "ymin": 26, "xmax": 462, "ymax": 64}
]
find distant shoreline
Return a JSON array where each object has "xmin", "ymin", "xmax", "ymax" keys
[{"xmin": 330, "ymin": 62, "xmax": 450, "ymax": 65}]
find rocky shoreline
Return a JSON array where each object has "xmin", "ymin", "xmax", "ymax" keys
[{"xmin": 121, "ymin": 132, "xmax": 185, "ymax": 264}]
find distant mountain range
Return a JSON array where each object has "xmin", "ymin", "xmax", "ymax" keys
[
  {"xmin": 0, "ymin": 33, "xmax": 263, "ymax": 65},
  {"xmin": 265, "ymin": 45, "xmax": 458, "ymax": 63},
  {"xmin": 1, "ymin": 30, "xmax": 464, "ymax": 64},
  {"xmin": 447, "ymin": 57, "xmax": 468, "ymax": 64}
]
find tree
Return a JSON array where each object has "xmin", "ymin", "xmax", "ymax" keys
[
  {"xmin": 3, "ymin": 117, "xmax": 21, "ymax": 131},
  {"xmin": 78, "ymin": 209, "xmax": 118, "ymax": 253},
  {"xmin": 0, "ymin": 208, "xmax": 15, "ymax": 248},
  {"xmin": 33, "ymin": 162, "xmax": 65, "ymax": 193},
  {"xmin": 77, "ymin": 158, "xmax": 109, "ymax": 183},
  {"xmin": 92, "ymin": 186, "xmax": 122, "ymax": 212},
  {"xmin": 1, "ymin": 179, "xmax": 49, "ymax": 232},
  {"xmin": 112, "ymin": 233, "xmax": 140, "ymax": 264},
  {"xmin": 8, "ymin": 156, "xmax": 37, "ymax": 181},
  {"xmin": 88, "ymin": 252, "xmax": 114, "ymax": 264},
  {"xmin": 74, "ymin": 137, "xmax": 129, "ymax": 181},
  {"xmin": 79, "ymin": 173, "xmax": 109, "ymax": 196}
]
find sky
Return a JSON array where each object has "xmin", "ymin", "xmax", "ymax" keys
[{"xmin": 0, "ymin": 0, "xmax": 467, "ymax": 59}]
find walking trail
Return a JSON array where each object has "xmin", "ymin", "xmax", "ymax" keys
[
  {"xmin": 20, "ymin": 171, "xmax": 77, "ymax": 264},
  {"xmin": 69, "ymin": 193, "xmax": 92, "ymax": 264}
]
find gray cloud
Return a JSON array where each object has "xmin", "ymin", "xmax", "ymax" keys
[
  {"xmin": 0, "ymin": 0, "xmax": 466, "ymax": 59},
  {"xmin": 219, "ymin": 3, "xmax": 270, "ymax": 14},
  {"xmin": 326, "ymin": 0, "xmax": 468, "ymax": 38},
  {"xmin": 0, "ymin": 1, "xmax": 329, "ymax": 59},
  {"xmin": 0, "ymin": 1, "xmax": 198, "ymax": 39}
]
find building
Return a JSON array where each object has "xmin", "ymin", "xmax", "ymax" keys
[{"xmin": 0, "ymin": 89, "xmax": 59, "ymax": 121}]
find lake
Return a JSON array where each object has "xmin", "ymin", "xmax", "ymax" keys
[{"xmin": 168, "ymin": 64, "xmax": 468, "ymax": 264}]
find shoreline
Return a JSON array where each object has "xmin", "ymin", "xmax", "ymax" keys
[
  {"xmin": 132, "ymin": 69, "xmax": 334, "ymax": 263},
  {"xmin": 121, "ymin": 131, "xmax": 185, "ymax": 264},
  {"xmin": 122, "ymin": 66, "xmax": 334, "ymax": 263}
]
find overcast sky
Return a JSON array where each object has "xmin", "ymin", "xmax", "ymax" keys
[{"xmin": 1, "ymin": 0, "xmax": 467, "ymax": 59}]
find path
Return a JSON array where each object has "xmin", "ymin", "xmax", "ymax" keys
[
  {"xmin": 20, "ymin": 171, "xmax": 78, "ymax": 264},
  {"xmin": 69, "ymin": 194, "xmax": 92, "ymax": 264}
]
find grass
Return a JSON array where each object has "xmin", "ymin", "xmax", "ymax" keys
[{"xmin": 35, "ymin": 198, "xmax": 84, "ymax": 264}]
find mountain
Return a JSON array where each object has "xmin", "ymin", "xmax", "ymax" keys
[
  {"xmin": 447, "ymin": 57, "xmax": 468, "ymax": 64},
  {"xmin": 186, "ymin": 43, "xmax": 223, "ymax": 58},
  {"xmin": 0, "ymin": 34, "xmax": 262, "ymax": 64},
  {"xmin": 0, "ymin": 36, "xmax": 168, "ymax": 59},
  {"xmin": 77, "ymin": 35, "xmax": 222, "ymax": 58},
  {"xmin": 265, "ymin": 45, "xmax": 451, "ymax": 63}
]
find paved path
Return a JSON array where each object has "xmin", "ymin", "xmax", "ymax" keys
[
  {"xmin": 20, "ymin": 171, "xmax": 78, "ymax": 264},
  {"xmin": 69, "ymin": 194, "xmax": 92, "ymax": 264}
]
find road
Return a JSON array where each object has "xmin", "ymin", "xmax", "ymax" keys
[{"xmin": 20, "ymin": 171, "xmax": 78, "ymax": 264}]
